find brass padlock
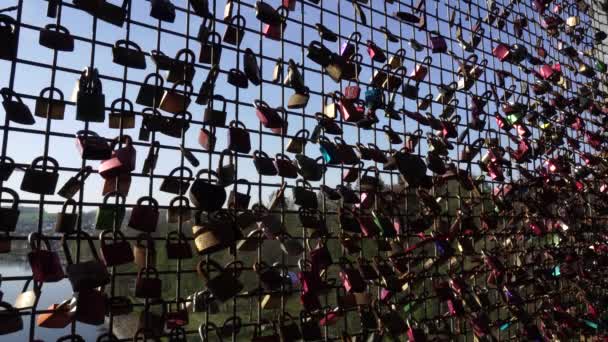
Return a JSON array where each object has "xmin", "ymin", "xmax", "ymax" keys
[
  {"xmin": 108, "ymin": 98, "xmax": 135, "ymax": 129},
  {"xmin": 133, "ymin": 233, "xmax": 156, "ymax": 269},
  {"xmin": 34, "ymin": 87, "xmax": 65, "ymax": 119}
]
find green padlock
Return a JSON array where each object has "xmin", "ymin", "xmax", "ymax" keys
[
  {"xmin": 595, "ymin": 60, "xmax": 606, "ymax": 73},
  {"xmin": 95, "ymin": 192, "xmax": 126, "ymax": 230},
  {"xmin": 506, "ymin": 111, "xmax": 524, "ymax": 126}
]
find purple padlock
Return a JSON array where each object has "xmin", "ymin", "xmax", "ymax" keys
[
  {"xmin": 428, "ymin": 32, "xmax": 447, "ymax": 53},
  {"xmin": 340, "ymin": 31, "xmax": 361, "ymax": 59}
]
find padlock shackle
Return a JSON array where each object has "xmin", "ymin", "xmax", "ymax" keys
[{"xmin": 61, "ymin": 230, "xmax": 100, "ymax": 265}]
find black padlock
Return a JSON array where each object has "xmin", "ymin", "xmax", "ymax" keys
[
  {"xmin": 1, "ymin": 88, "xmax": 35, "ymax": 125},
  {"xmin": 21, "ymin": 156, "xmax": 59, "ymax": 195},
  {"xmin": 55, "ymin": 199, "xmax": 78, "ymax": 234},
  {"xmin": 166, "ymin": 49, "xmax": 196, "ymax": 83},
  {"xmin": 160, "ymin": 167, "xmax": 193, "ymax": 195},
  {"xmin": 197, "ymin": 260, "xmax": 244, "ymax": 302},
  {"xmin": 57, "ymin": 166, "xmax": 92, "ymax": 199},
  {"xmin": 0, "ymin": 187, "xmax": 19, "ymax": 233},
  {"xmin": 228, "ymin": 179, "xmax": 252, "ymax": 210},
  {"xmin": 75, "ymin": 67, "xmax": 105, "ymax": 122},
  {"xmin": 0, "ymin": 156, "xmax": 15, "ymax": 181},
  {"xmin": 203, "ymin": 95, "xmax": 227, "ymax": 127},
  {"xmin": 150, "ymin": 0, "xmax": 176, "ymax": 22},
  {"xmin": 293, "ymin": 179, "xmax": 318, "ymax": 209},
  {"xmin": 108, "ymin": 98, "xmax": 135, "ymax": 129},
  {"xmin": 253, "ymin": 150, "xmax": 278, "ymax": 176},
  {"xmin": 227, "ymin": 120, "xmax": 251, "ymax": 154},
  {"xmin": 39, "ymin": 24, "xmax": 74, "ymax": 51},
  {"xmin": 136, "ymin": 73, "xmax": 164, "ymax": 107},
  {"xmin": 227, "ymin": 68, "xmax": 249, "ymax": 88},
  {"xmin": 223, "ymin": 15, "xmax": 246, "ymax": 46},
  {"xmin": 0, "ymin": 15, "xmax": 17, "ymax": 61},
  {"xmin": 199, "ymin": 32, "xmax": 222, "ymax": 65},
  {"xmin": 112, "ymin": 39, "xmax": 146, "ymax": 69},
  {"xmin": 189, "ymin": 170, "xmax": 227, "ymax": 211}
]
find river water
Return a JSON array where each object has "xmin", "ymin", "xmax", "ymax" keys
[{"xmin": 0, "ymin": 260, "xmax": 106, "ymax": 342}]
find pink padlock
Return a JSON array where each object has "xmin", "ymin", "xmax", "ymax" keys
[
  {"xmin": 409, "ymin": 56, "xmax": 432, "ymax": 82},
  {"xmin": 492, "ymin": 43, "xmax": 511, "ymax": 62},
  {"xmin": 283, "ymin": 0, "xmax": 296, "ymax": 10},
  {"xmin": 338, "ymin": 95, "xmax": 365, "ymax": 123},
  {"xmin": 366, "ymin": 40, "xmax": 386, "ymax": 62},
  {"xmin": 539, "ymin": 64, "xmax": 555, "ymax": 80},
  {"xmin": 98, "ymin": 135, "xmax": 136, "ymax": 179},
  {"xmin": 262, "ymin": 8, "xmax": 288, "ymax": 40}
]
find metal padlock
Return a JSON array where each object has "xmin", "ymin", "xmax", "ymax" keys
[
  {"xmin": 263, "ymin": 7, "xmax": 288, "ymax": 40},
  {"xmin": 20, "ymin": 156, "xmax": 59, "ymax": 195},
  {"xmin": 167, "ymin": 196, "xmax": 192, "ymax": 224},
  {"xmin": 1, "ymin": 87, "xmax": 35, "ymax": 125},
  {"xmin": 159, "ymin": 81, "xmax": 193, "ymax": 114},
  {"xmin": 128, "ymin": 196, "xmax": 160, "ymax": 232},
  {"xmin": 199, "ymin": 32, "xmax": 222, "ymax": 65},
  {"xmin": 35, "ymin": 86, "xmax": 65, "ymax": 119},
  {"xmin": 58, "ymin": 166, "xmax": 92, "ymax": 199},
  {"xmin": 132, "ymin": 233, "xmax": 156, "ymax": 268},
  {"xmin": 108, "ymin": 98, "xmax": 135, "ymax": 129},
  {"xmin": 111, "ymin": 39, "xmax": 146, "ymax": 69},
  {"xmin": 74, "ymin": 67, "xmax": 105, "ymax": 122},
  {"xmin": 197, "ymin": 260, "xmax": 244, "ymax": 302},
  {"xmin": 99, "ymin": 135, "xmax": 136, "ymax": 179},
  {"xmin": 224, "ymin": 15, "xmax": 246, "ymax": 46},
  {"xmin": 0, "ymin": 188, "xmax": 19, "ymax": 233},
  {"xmin": 150, "ymin": 0, "xmax": 176, "ymax": 22},
  {"xmin": 228, "ymin": 179, "xmax": 252, "ymax": 210},
  {"xmin": 0, "ymin": 15, "xmax": 18, "ymax": 61},
  {"xmin": 165, "ymin": 231, "xmax": 192, "ymax": 260},
  {"xmin": 189, "ymin": 170, "xmax": 227, "ymax": 211},
  {"xmin": 99, "ymin": 230, "xmax": 134, "ymax": 267},
  {"xmin": 160, "ymin": 166, "xmax": 193, "ymax": 195},
  {"xmin": 227, "ymin": 120, "xmax": 251, "ymax": 153},
  {"xmin": 136, "ymin": 73, "xmax": 164, "ymax": 107},
  {"xmin": 55, "ymin": 199, "xmax": 78, "ymax": 234},
  {"xmin": 95, "ymin": 192, "xmax": 126, "ymax": 230}
]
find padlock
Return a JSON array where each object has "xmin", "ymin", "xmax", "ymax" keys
[
  {"xmin": 263, "ymin": 7, "xmax": 288, "ymax": 40},
  {"xmin": 150, "ymin": 0, "xmax": 176, "ymax": 22},
  {"xmin": 36, "ymin": 300, "xmax": 73, "ymax": 329},
  {"xmin": 198, "ymin": 125, "xmax": 217, "ymax": 151},
  {"xmin": 58, "ymin": 166, "xmax": 92, "ymax": 199},
  {"xmin": 227, "ymin": 120, "xmax": 251, "ymax": 153},
  {"xmin": 106, "ymin": 296, "xmax": 133, "ymax": 316},
  {"xmin": 20, "ymin": 156, "xmax": 59, "ymax": 195},
  {"xmin": 255, "ymin": 99, "xmax": 283, "ymax": 128},
  {"xmin": 566, "ymin": 4, "xmax": 580, "ymax": 27},
  {"xmin": 288, "ymin": 87, "xmax": 310, "ymax": 109},
  {"xmin": 34, "ymin": 86, "xmax": 65, "ymax": 119},
  {"xmin": 135, "ymin": 267, "xmax": 162, "ymax": 299},
  {"xmin": 319, "ymin": 136, "xmax": 340, "ymax": 164},
  {"xmin": 102, "ymin": 173, "xmax": 131, "ymax": 197},
  {"xmin": 167, "ymin": 196, "xmax": 192, "ymax": 224},
  {"xmin": 0, "ymin": 156, "xmax": 14, "ymax": 182},
  {"xmin": 75, "ymin": 130, "xmax": 111, "ymax": 160},
  {"xmin": 99, "ymin": 135, "xmax": 136, "ymax": 179},
  {"xmin": 323, "ymin": 93, "xmax": 339, "ymax": 119},
  {"xmin": 366, "ymin": 40, "xmax": 386, "ymax": 62},
  {"xmin": 410, "ymin": 56, "xmax": 432, "ymax": 82},
  {"xmin": 213, "ymin": 149, "xmax": 235, "ymax": 186},
  {"xmin": 160, "ymin": 111, "xmax": 191, "ymax": 138},
  {"xmin": 493, "ymin": 43, "xmax": 511, "ymax": 62},
  {"xmin": 128, "ymin": 196, "xmax": 159, "ymax": 232},
  {"xmin": 227, "ymin": 68, "xmax": 249, "ymax": 88},
  {"xmin": 135, "ymin": 73, "xmax": 164, "ymax": 107},
  {"xmin": 108, "ymin": 97, "xmax": 135, "ymax": 129},
  {"xmin": 199, "ymin": 32, "xmax": 222, "ymax": 65},
  {"xmin": 27, "ymin": 232, "xmax": 64, "ymax": 283},
  {"xmin": 1, "ymin": 87, "xmax": 35, "ymax": 125},
  {"xmin": 95, "ymin": 192, "xmax": 126, "ymax": 230},
  {"xmin": 159, "ymin": 81, "xmax": 193, "ymax": 114},
  {"xmin": 62, "ymin": 231, "xmax": 110, "ymax": 291},
  {"xmin": 339, "ymin": 95, "xmax": 365, "ymax": 123},
  {"xmin": 292, "ymin": 179, "xmax": 318, "ymax": 209},
  {"xmin": 435, "ymin": 81, "xmax": 458, "ymax": 104},
  {"xmin": 253, "ymin": 150, "xmax": 277, "ymax": 176},
  {"xmin": 286, "ymin": 129, "xmax": 309, "ymax": 154},
  {"xmin": 150, "ymin": 49, "xmax": 172, "ymax": 70},
  {"xmin": 189, "ymin": 169, "xmax": 227, "ymax": 211},
  {"xmin": 166, "ymin": 299, "xmax": 189, "ymax": 329},
  {"xmin": 111, "ymin": 39, "xmax": 146, "ymax": 69},
  {"xmin": 54, "ymin": 199, "xmax": 78, "ymax": 234},
  {"xmin": 0, "ymin": 302, "xmax": 23, "ymax": 335},
  {"xmin": 224, "ymin": 15, "xmax": 246, "ymax": 45},
  {"xmin": 197, "ymin": 260, "xmax": 244, "ymax": 302},
  {"xmin": 283, "ymin": 0, "xmax": 296, "ymax": 10},
  {"xmin": 202, "ymin": 94, "xmax": 227, "ymax": 127},
  {"xmin": 339, "ymin": 257, "xmax": 366, "ymax": 293},
  {"xmin": 274, "ymin": 153, "xmax": 298, "ymax": 178},
  {"xmin": 0, "ymin": 15, "xmax": 18, "ymax": 61},
  {"xmin": 99, "ymin": 230, "xmax": 133, "ymax": 267},
  {"xmin": 307, "ymin": 40, "xmax": 332, "ymax": 67},
  {"xmin": 165, "ymin": 231, "xmax": 192, "ymax": 259},
  {"xmin": 133, "ymin": 233, "xmax": 156, "ymax": 268},
  {"xmin": 335, "ymin": 137, "xmax": 359, "ymax": 165},
  {"xmin": 72, "ymin": 0, "xmax": 127, "ymax": 26},
  {"xmin": 74, "ymin": 67, "xmax": 105, "ymax": 122},
  {"xmin": 341, "ymin": 31, "xmax": 361, "ymax": 59},
  {"xmin": 0, "ymin": 187, "xmax": 19, "ymax": 233},
  {"xmin": 228, "ymin": 179, "xmax": 252, "ymax": 209},
  {"xmin": 166, "ymin": 49, "xmax": 196, "ymax": 83},
  {"xmin": 295, "ymin": 154, "xmax": 325, "ymax": 181},
  {"xmin": 160, "ymin": 166, "xmax": 193, "ymax": 195},
  {"xmin": 194, "ymin": 210, "xmax": 240, "ymax": 255}
]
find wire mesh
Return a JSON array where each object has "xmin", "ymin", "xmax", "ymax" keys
[{"xmin": 0, "ymin": 0, "xmax": 606, "ymax": 341}]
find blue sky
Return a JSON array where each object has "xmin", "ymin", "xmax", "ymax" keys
[{"xmin": 0, "ymin": 0, "xmax": 595, "ymax": 213}]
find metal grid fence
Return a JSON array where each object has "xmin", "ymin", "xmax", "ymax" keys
[{"xmin": 0, "ymin": 0, "xmax": 606, "ymax": 341}]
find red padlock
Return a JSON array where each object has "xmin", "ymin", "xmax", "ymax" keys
[
  {"xmin": 366, "ymin": 40, "xmax": 386, "ymax": 62},
  {"xmin": 493, "ymin": 43, "xmax": 511, "ymax": 62},
  {"xmin": 27, "ymin": 232, "xmax": 65, "ymax": 283},
  {"xmin": 128, "ymin": 196, "xmax": 160, "ymax": 233},
  {"xmin": 263, "ymin": 7, "xmax": 288, "ymax": 40},
  {"xmin": 283, "ymin": 0, "xmax": 295, "ymax": 10},
  {"xmin": 409, "ymin": 56, "xmax": 432, "ymax": 82},
  {"xmin": 99, "ymin": 135, "xmax": 136, "ymax": 179},
  {"xmin": 99, "ymin": 230, "xmax": 134, "ymax": 267},
  {"xmin": 339, "ymin": 258, "xmax": 365, "ymax": 293},
  {"xmin": 338, "ymin": 94, "xmax": 365, "ymax": 123}
]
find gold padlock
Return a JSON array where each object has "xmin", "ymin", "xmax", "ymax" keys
[{"xmin": 388, "ymin": 48, "xmax": 405, "ymax": 69}]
